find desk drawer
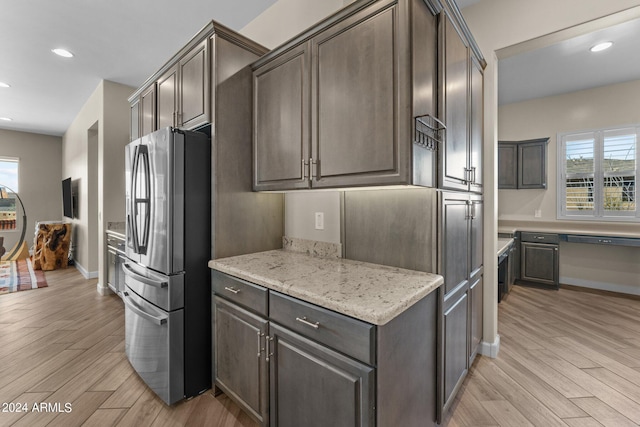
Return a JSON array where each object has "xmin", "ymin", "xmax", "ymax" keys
[
  {"xmin": 212, "ymin": 271, "xmax": 268, "ymax": 316},
  {"xmin": 520, "ymin": 232, "xmax": 559, "ymax": 244},
  {"xmin": 269, "ymin": 291, "xmax": 375, "ymax": 365}
]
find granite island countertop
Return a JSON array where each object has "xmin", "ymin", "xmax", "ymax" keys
[{"xmin": 208, "ymin": 250, "xmax": 443, "ymax": 326}]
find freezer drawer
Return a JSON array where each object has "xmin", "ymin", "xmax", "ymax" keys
[
  {"xmin": 123, "ymin": 285, "xmax": 184, "ymax": 405},
  {"xmin": 122, "ymin": 260, "xmax": 184, "ymax": 311}
]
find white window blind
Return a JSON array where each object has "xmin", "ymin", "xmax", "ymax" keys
[{"xmin": 558, "ymin": 126, "xmax": 639, "ymax": 221}]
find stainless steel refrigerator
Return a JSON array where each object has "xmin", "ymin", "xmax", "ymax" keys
[{"xmin": 123, "ymin": 126, "xmax": 211, "ymax": 405}]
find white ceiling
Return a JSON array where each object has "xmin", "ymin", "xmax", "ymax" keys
[
  {"xmin": 0, "ymin": 0, "xmax": 276, "ymax": 136},
  {"xmin": 498, "ymin": 16, "xmax": 640, "ymax": 106},
  {"xmin": 1, "ymin": 0, "xmax": 637, "ymax": 136}
]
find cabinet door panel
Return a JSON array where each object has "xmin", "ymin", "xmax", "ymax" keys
[
  {"xmin": 518, "ymin": 140, "xmax": 547, "ymax": 189},
  {"xmin": 140, "ymin": 84, "xmax": 156, "ymax": 137},
  {"xmin": 521, "ymin": 242, "xmax": 558, "ymax": 287},
  {"xmin": 130, "ymin": 99, "xmax": 140, "ymax": 142},
  {"xmin": 180, "ymin": 40, "xmax": 209, "ymax": 129},
  {"xmin": 443, "ymin": 291, "xmax": 468, "ymax": 410},
  {"xmin": 470, "ymin": 199, "xmax": 483, "ymax": 277},
  {"xmin": 254, "ymin": 44, "xmax": 310, "ymax": 190},
  {"xmin": 157, "ymin": 65, "xmax": 179, "ymax": 129},
  {"xmin": 469, "ymin": 56, "xmax": 483, "ymax": 193},
  {"xmin": 441, "ymin": 194, "xmax": 469, "ymax": 294},
  {"xmin": 498, "ymin": 143, "xmax": 518, "ymax": 189},
  {"xmin": 312, "ymin": 2, "xmax": 398, "ymax": 186},
  {"xmin": 214, "ymin": 297, "xmax": 268, "ymax": 424},
  {"xmin": 440, "ymin": 13, "xmax": 469, "ymax": 191},
  {"xmin": 469, "ymin": 274, "xmax": 483, "ymax": 364},
  {"xmin": 270, "ymin": 324, "xmax": 374, "ymax": 427}
]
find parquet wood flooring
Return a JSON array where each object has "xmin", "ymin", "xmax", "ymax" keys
[
  {"xmin": 0, "ymin": 267, "xmax": 255, "ymax": 427},
  {"xmin": 443, "ymin": 284, "xmax": 640, "ymax": 427},
  {"xmin": 2, "ymin": 267, "xmax": 640, "ymax": 426}
]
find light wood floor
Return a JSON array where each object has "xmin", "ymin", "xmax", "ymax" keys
[
  {"xmin": 443, "ymin": 284, "xmax": 640, "ymax": 427},
  {"xmin": 2, "ymin": 268, "xmax": 640, "ymax": 426}
]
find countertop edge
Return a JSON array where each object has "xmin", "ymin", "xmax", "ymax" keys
[{"xmin": 208, "ymin": 257, "xmax": 443, "ymax": 326}]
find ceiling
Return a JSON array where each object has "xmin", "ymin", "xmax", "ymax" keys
[
  {"xmin": 1, "ymin": 0, "xmax": 638, "ymax": 136},
  {"xmin": 498, "ymin": 14, "xmax": 640, "ymax": 106},
  {"xmin": 0, "ymin": 0, "xmax": 276, "ymax": 136}
]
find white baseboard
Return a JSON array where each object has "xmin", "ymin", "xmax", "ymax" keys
[
  {"xmin": 74, "ymin": 262, "xmax": 98, "ymax": 279},
  {"xmin": 560, "ymin": 276, "xmax": 640, "ymax": 296},
  {"xmin": 480, "ymin": 334, "xmax": 500, "ymax": 358},
  {"xmin": 96, "ymin": 282, "xmax": 112, "ymax": 296}
]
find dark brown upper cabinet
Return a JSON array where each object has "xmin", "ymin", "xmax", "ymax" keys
[
  {"xmin": 498, "ymin": 138, "xmax": 549, "ymax": 189},
  {"xmin": 253, "ymin": 0, "xmax": 460, "ymax": 191}
]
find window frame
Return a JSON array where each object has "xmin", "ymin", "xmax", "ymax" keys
[
  {"xmin": 0, "ymin": 157, "xmax": 20, "ymax": 231},
  {"xmin": 557, "ymin": 125, "xmax": 639, "ymax": 222}
]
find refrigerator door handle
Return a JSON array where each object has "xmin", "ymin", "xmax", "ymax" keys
[
  {"xmin": 123, "ymin": 291, "xmax": 168, "ymax": 325},
  {"xmin": 130, "ymin": 146, "xmax": 141, "ymax": 254},
  {"xmin": 132, "ymin": 145, "xmax": 151, "ymax": 254},
  {"xmin": 122, "ymin": 263, "xmax": 168, "ymax": 288}
]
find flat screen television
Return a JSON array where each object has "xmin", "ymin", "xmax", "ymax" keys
[{"xmin": 62, "ymin": 177, "xmax": 73, "ymax": 219}]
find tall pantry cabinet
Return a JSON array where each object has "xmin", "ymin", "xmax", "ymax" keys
[{"xmin": 339, "ymin": 0, "xmax": 486, "ymax": 421}]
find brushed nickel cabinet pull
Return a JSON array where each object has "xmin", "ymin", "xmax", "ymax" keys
[
  {"xmin": 224, "ymin": 286, "xmax": 240, "ymax": 294},
  {"xmin": 296, "ymin": 316, "xmax": 320, "ymax": 329}
]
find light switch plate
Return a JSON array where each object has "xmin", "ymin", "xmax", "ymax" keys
[
  {"xmin": 315, "ymin": 212, "xmax": 324, "ymax": 230},
  {"xmin": 534, "ymin": 209, "xmax": 542, "ymax": 218}
]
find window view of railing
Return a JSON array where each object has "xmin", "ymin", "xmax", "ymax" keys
[
  {"xmin": 559, "ymin": 126, "xmax": 638, "ymax": 221},
  {"xmin": 0, "ymin": 158, "xmax": 19, "ymax": 230}
]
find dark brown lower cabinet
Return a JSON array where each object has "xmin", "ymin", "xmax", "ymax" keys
[
  {"xmin": 212, "ymin": 272, "xmax": 440, "ymax": 427},
  {"xmin": 213, "ymin": 296, "xmax": 269, "ymax": 424},
  {"xmin": 269, "ymin": 324, "xmax": 374, "ymax": 427},
  {"xmin": 443, "ymin": 288, "xmax": 468, "ymax": 411},
  {"xmin": 520, "ymin": 241, "xmax": 559, "ymax": 288}
]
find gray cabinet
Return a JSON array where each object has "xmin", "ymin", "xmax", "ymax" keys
[
  {"xmin": 140, "ymin": 84, "xmax": 156, "ymax": 138},
  {"xmin": 498, "ymin": 142, "xmax": 518, "ymax": 189},
  {"xmin": 129, "ymin": 98, "xmax": 139, "ymax": 142},
  {"xmin": 252, "ymin": 0, "xmax": 441, "ymax": 191},
  {"xmin": 129, "ymin": 22, "xmax": 265, "ymax": 138},
  {"xmin": 309, "ymin": 0, "xmax": 399, "ymax": 189},
  {"xmin": 439, "ymin": 12, "xmax": 484, "ymax": 193},
  {"xmin": 105, "ymin": 231, "xmax": 125, "ymax": 297},
  {"xmin": 269, "ymin": 323, "xmax": 374, "ymax": 427},
  {"xmin": 157, "ymin": 39, "xmax": 209, "ymax": 130},
  {"xmin": 157, "ymin": 63, "xmax": 179, "ymax": 130},
  {"xmin": 213, "ymin": 296, "xmax": 269, "ymax": 425},
  {"xmin": 212, "ymin": 271, "xmax": 439, "ymax": 427},
  {"xmin": 469, "ymin": 274, "xmax": 483, "ymax": 364},
  {"xmin": 519, "ymin": 232, "xmax": 559, "ymax": 288},
  {"xmin": 498, "ymin": 138, "xmax": 549, "ymax": 189},
  {"xmin": 439, "ymin": 191, "xmax": 483, "ymax": 412},
  {"xmin": 443, "ymin": 288, "xmax": 468, "ymax": 409},
  {"xmin": 253, "ymin": 43, "xmax": 311, "ymax": 190}
]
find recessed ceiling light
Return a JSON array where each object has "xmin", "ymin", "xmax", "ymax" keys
[
  {"xmin": 0, "ymin": 82, "xmax": 9, "ymax": 88},
  {"xmin": 52, "ymin": 48, "xmax": 74, "ymax": 58},
  {"xmin": 590, "ymin": 42, "xmax": 613, "ymax": 52},
  {"xmin": 0, "ymin": 117, "xmax": 13, "ymax": 122}
]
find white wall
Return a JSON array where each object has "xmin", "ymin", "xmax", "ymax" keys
[
  {"xmin": 460, "ymin": 0, "xmax": 640, "ymax": 351},
  {"xmin": 498, "ymin": 79, "xmax": 640, "ymax": 293},
  {"xmin": 62, "ymin": 80, "xmax": 134, "ymax": 290},
  {"xmin": 0, "ymin": 129, "xmax": 62, "ymax": 252},
  {"xmin": 242, "ymin": 0, "xmax": 351, "ymax": 49}
]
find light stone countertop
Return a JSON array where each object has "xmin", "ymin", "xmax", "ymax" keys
[
  {"xmin": 208, "ymin": 250, "xmax": 443, "ymax": 326},
  {"xmin": 497, "ymin": 238, "xmax": 514, "ymax": 257}
]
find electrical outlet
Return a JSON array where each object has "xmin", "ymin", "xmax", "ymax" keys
[
  {"xmin": 315, "ymin": 212, "xmax": 324, "ymax": 230},
  {"xmin": 534, "ymin": 209, "xmax": 542, "ymax": 218}
]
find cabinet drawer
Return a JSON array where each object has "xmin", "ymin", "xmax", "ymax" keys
[
  {"xmin": 212, "ymin": 271, "xmax": 268, "ymax": 317},
  {"xmin": 269, "ymin": 291, "xmax": 375, "ymax": 365},
  {"xmin": 520, "ymin": 232, "xmax": 559, "ymax": 244}
]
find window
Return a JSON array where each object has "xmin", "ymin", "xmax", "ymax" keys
[
  {"xmin": 558, "ymin": 126, "xmax": 639, "ymax": 221},
  {"xmin": 0, "ymin": 157, "xmax": 19, "ymax": 230}
]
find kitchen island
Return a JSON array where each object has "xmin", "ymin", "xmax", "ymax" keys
[{"xmin": 209, "ymin": 249, "xmax": 444, "ymax": 427}]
